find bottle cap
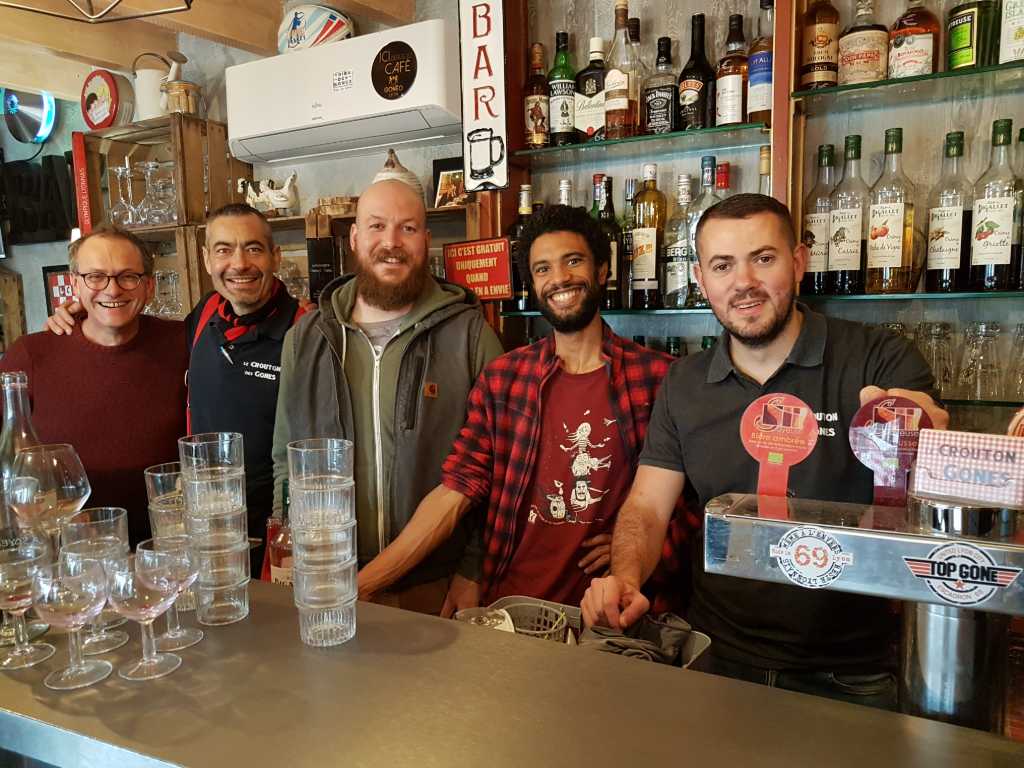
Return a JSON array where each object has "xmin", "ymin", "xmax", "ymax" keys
[
  {"xmin": 529, "ymin": 43, "xmax": 545, "ymax": 68},
  {"xmin": 642, "ymin": 163, "xmax": 657, "ymax": 181},
  {"xmin": 624, "ymin": 177, "xmax": 638, "ymax": 198},
  {"xmin": 555, "ymin": 31, "xmax": 569, "ymax": 49},
  {"xmin": 944, "ymin": 131, "xmax": 964, "ymax": 158},
  {"xmin": 589, "ymin": 37, "xmax": 605, "ymax": 56},
  {"xmin": 592, "ymin": 173, "xmax": 605, "ymax": 184},
  {"xmin": 715, "ymin": 162, "xmax": 731, "ymax": 188},
  {"xmin": 627, "ymin": 17, "xmax": 640, "ymax": 42},
  {"xmin": 559, "ymin": 179, "xmax": 573, "ymax": 189},
  {"xmin": 760, "ymin": 0, "xmax": 773, "ymax": 8},
  {"xmin": 884, "ymin": 127, "xmax": 902, "ymax": 154},
  {"xmin": 700, "ymin": 155, "xmax": 716, "ymax": 170},
  {"xmin": 818, "ymin": 143, "xmax": 835, "ymax": 165},
  {"xmin": 759, "ymin": 146, "xmax": 771, "ymax": 174},
  {"xmin": 844, "ymin": 134, "xmax": 862, "ymax": 160},
  {"xmin": 992, "ymin": 118, "xmax": 1013, "ymax": 146}
]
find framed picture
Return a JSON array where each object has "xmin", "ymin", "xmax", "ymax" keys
[
  {"xmin": 432, "ymin": 157, "xmax": 469, "ymax": 208},
  {"xmin": 42, "ymin": 265, "xmax": 75, "ymax": 317}
]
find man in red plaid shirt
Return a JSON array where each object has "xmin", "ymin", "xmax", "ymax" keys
[{"xmin": 358, "ymin": 204, "xmax": 687, "ymax": 614}]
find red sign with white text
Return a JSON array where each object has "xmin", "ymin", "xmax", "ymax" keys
[{"xmin": 443, "ymin": 237, "xmax": 512, "ymax": 300}]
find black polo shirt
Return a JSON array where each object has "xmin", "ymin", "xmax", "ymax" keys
[
  {"xmin": 640, "ymin": 304, "xmax": 936, "ymax": 671},
  {"xmin": 186, "ymin": 291, "xmax": 300, "ymax": 532}
]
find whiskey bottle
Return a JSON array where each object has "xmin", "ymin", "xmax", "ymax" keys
[
  {"xmin": 575, "ymin": 38, "xmax": 607, "ymax": 142},
  {"xmin": 947, "ymin": 1, "xmax": 1001, "ymax": 71},
  {"xmin": 524, "ymin": 43, "xmax": 549, "ymax": 149},
  {"xmin": 926, "ymin": 132, "xmax": 973, "ymax": 293},
  {"xmin": 867, "ymin": 128, "xmax": 920, "ymax": 294},
  {"xmin": 678, "ymin": 13, "xmax": 716, "ymax": 130},
  {"xmin": 548, "ymin": 32, "xmax": 576, "ymax": 146},
  {"xmin": 597, "ymin": 176, "xmax": 622, "ymax": 309},
  {"xmin": 800, "ymin": 0, "xmax": 840, "ymax": 89},
  {"xmin": 838, "ymin": 0, "xmax": 888, "ymax": 86},
  {"xmin": 829, "ymin": 135, "xmax": 869, "ymax": 295},
  {"xmin": 605, "ymin": 0, "xmax": 638, "ymax": 140},
  {"xmin": 643, "ymin": 37, "xmax": 677, "ymax": 135},
  {"xmin": 971, "ymin": 118, "xmax": 1022, "ymax": 291},
  {"xmin": 685, "ymin": 156, "xmax": 720, "ymax": 308},
  {"xmin": 747, "ymin": 0, "xmax": 774, "ymax": 127},
  {"xmin": 802, "ymin": 144, "xmax": 836, "ymax": 296},
  {"xmin": 889, "ymin": 0, "xmax": 940, "ymax": 78},
  {"xmin": 632, "ymin": 163, "xmax": 665, "ymax": 309},
  {"xmin": 507, "ymin": 184, "xmax": 534, "ymax": 311},
  {"xmin": 716, "ymin": 14, "xmax": 748, "ymax": 127},
  {"xmin": 619, "ymin": 177, "xmax": 638, "ymax": 308},
  {"xmin": 663, "ymin": 174, "xmax": 693, "ymax": 309}
]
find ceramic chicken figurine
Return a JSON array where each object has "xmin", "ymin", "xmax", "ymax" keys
[
  {"xmin": 372, "ymin": 149, "xmax": 424, "ymax": 198},
  {"xmin": 238, "ymin": 172, "xmax": 299, "ymax": 216}
]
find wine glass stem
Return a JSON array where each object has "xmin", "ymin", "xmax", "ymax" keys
[
  {"xmin": 165, "ymin": 602, "xmax": 181, "ymax": 635},
  {"xmin": 140, "ymin": 620, "xmax": 158, "ymax": 664},
  {"xmin": 11, "ymin": 611, "xmax": 29, "ymax": 654},
  {"xmin": 67, "ymin": 628, "xmax": 85, "ymax": 672}
]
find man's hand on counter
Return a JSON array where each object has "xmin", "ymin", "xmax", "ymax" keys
[
  {"xmin": 45, "ymin": 300, "xmax": 83, "ymax": 335},
  {"xmin": 440, "ymin": 573, "xmax": 481, "ymax": 618},
  {"xmin": 859, "ymin": 386, "xmax": 950, "ymax": 431},
  {"xmin": 580, "ymin": 575, "xmax": 649, "ymax": 631}
]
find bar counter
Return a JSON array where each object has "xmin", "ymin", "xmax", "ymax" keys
[{"xmin": 1, "ymin": 581, "xmax": 1021, "ymax": 767}]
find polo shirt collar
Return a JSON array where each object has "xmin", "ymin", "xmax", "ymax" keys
[{"xmin": 705, "ymin": 302, "xmax": 826, "ymax": 384}]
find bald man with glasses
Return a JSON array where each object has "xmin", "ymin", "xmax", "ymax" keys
[{"xmin": 0, "ymin": 227, "xmax": 187, "ymax": 545}]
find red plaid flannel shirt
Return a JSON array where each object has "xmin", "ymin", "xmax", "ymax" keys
[{"xmin": 442, "ymin": 323, "xmax": 700, "ymax": 603}]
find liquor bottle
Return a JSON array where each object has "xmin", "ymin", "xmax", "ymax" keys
[
  {"xmin": 829, "ymin": 135, "xmax": 869, "ymax": 295},
  {"xmin": 0, "ymin": 372, "xmax": 39, "ymax": 531},
  {"xmin": 758, "ymin": 146, "xmax": 772, "ymax": 196},
  {"xmin": 800, "ymin": 0, "xmax": 840, "ymax": 89},
  {"xmin": 970, "ymin": 118, "xmax": 1023, "ymax": 291},
  {"xmin": 589, "ymin": 173, "xmax": 604, "ymax": 218},
  {"xmin": 632, "ymin": 335, "xmax": 647, "ymax": 346},
  {"xmin": 663, "ymin": 174, "xmax": 693, "ymax": 309},
  {"xmin": 666, "ymin": 336, "xmax": 684, "ymax": 357},
  {"xmin": 1018, "ymin": 127, "xmax": 1024, "ymax": 176},
  {"xmin": 533, "ymin": 202, "xmax": 545, "ymax": 215},
  {"xmin": 1001, "ymin": 0, "xmax": 1024, "ymax": 64},
  {"xmin": 867, "ymin": 128, "xmax": 920, "ymax": 294},
  {"xmin": 838, "ymin": 0, "xmax": 889, "ymax": 86},
  {"xmin": 685, "ymin": 156, "xmax": 720, "ymax": 308},
  {"xmin": 926, "ymin": 132, "xmax": 973, "ymax": 293},
  {"xmin": 558, "ymin": 179, "xmax": 574, "ymax": 207},
  {"xmin": 619, "ymin": 177, "xmax": 638, "ymax": 308},
  {"xmin": 947, "ymin": 1, "xmax": 1001, "ymax": 71},
  {"xmin": 575, "ymin": 37, "xmax": 607, "ymax": 143},
  {"xmin": 268, "ymin": 479, "xmax": 293, "ymax": 586},
  {"xmin": 701, "ymin": 335, "xmax": 717, "ymax": 351},
  {"xmin": 678, "ymin": 14, "xmax": 716, "ymax": 130},
  {"xmin": 597, "ymin": 176, "xmax": 623, "ymax": 309},
  {"xmin": 524, "ymin": 43, "xmax": 549, "ymax": 149},
  {"xmin": 888, "ymin": 0, "xmax": 940, "ymax": 78},
  {"xmin": 747, "ymin": 0, "xmax": 774, "ymax": 127},
  {"xmin": 643, "ymin": 37, "xmax": 677, "ymax": 135},
  {"xmin": 627, "ymin": 17, "xmax": 650, "ymax": 138},
  {"xmin": 715, "ymin": 162, "xmax": 732, "ymax": 198},
  {"xmin": 605, "ymin": 0, "xmax": 639, "ymax": 140},
  {"xmin": 632, "ymin": 163, "xmax": 665, "ymax": 309},
  {"xmin": 802, "ymin": 144, "xmax": 836, "ymax": 296},
  {"xmin": 548, "ymin": 31, "xmax": 576, "ymax": 147},
  {"xmin": 716, "ymin": 14, "xmax": 748, "ymax": 127},
  {"xmin": 507, "ymin": 184, "xmax": 534, "ymax": 311}
]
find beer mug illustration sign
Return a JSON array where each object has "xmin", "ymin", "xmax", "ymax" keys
[{"xmin": 459, "ymin": 0, "xmax": 509, "ymax": 191}]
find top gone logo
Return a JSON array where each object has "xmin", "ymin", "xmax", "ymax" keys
[{"xmin": 904, "ymin": 542, "xmax": 1022, "ymax": 607}]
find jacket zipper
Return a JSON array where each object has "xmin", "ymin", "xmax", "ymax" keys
[{"xmin": 357, "ymin": 330, "xmax": 388, "ymax": 555}]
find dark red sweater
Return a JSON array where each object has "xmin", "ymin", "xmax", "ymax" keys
[{"xmin": 0, "ymin": 317, "xmax": 188, "ymax": 545}]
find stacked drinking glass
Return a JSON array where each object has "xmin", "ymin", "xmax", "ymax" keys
[
  {"xmin": 287, "ymin": 438, "xmax": 357, "ymax": 647},
  {"xmin": 177, "ymin": 433, "xmax": 250, "ymax": 625}
]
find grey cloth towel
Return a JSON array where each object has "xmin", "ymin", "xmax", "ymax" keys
[{"xmin": 579, "ymin": 613, "xmax": 694, "ymax": 665}]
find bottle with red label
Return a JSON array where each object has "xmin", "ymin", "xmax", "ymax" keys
[
  {"xmin": 838, "ymin": 0, "xmax": 888, "ymax": 86},
  {"xmin": 889, "ymin": 0, "xmax": 940, "ymax": 78}
]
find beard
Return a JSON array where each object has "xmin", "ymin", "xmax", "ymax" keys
[
  {"xmin": 714, "ymin": 288, "xmax": 796, "ymax": 349},
  {"xmin": 354, "ymin": 247, "xmax": 431, "ymax": 311},
  {"xmin": 535, "ymin": 279, "xmax": 602, "ymax": 334}
]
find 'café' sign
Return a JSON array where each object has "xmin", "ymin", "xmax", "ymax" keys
[
  {"xmin": 458, "ymin": 0, "xmax": 508, "ymax": 192},
  {"xmin": 911, "ymin": 429, "xmax": 1024, "ymax": 509}
]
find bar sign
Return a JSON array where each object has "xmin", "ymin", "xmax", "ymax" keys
[{"xmin": 911, "ymin": 429, "xmax": 1024, "ymax": 509}]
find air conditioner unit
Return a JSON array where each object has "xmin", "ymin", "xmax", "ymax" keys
[{"xmin": 226, "ymin": 19, "xmax": 462, "ymax": 164}]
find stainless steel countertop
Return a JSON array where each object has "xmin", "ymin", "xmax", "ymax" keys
[{"xmin": 0, "ymin": 580, "xmax": 1021, "ymax": 767}]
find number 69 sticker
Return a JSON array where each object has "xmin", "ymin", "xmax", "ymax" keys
[{"xmin": 770, "ymin": 526, "xmax": 854, "ymax": 589}]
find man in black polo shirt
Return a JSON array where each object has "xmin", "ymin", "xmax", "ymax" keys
[{"xmin": 582, "ymin": 194, "xmax": 948, "ymax": 709}]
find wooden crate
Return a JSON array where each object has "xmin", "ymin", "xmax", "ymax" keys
[
  {"xmin": 0, "ymin": 266, "xmax": 26, "ymax": 352},
  {"xmin": 132, "ymin": 225, "xmax": 209, "ymax": 319}
]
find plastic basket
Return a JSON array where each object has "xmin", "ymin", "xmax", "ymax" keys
[{"xmin": 495, "ymin": 601, "xmax": 567, "ymax": 642}]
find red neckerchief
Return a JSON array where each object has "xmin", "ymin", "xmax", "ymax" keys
[{"xmin": 216, "ymin": 278, "xmax": 284, "ymax": 343}]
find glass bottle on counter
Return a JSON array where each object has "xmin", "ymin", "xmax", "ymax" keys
[
  {"xmin": 829, "ymin": 135, "xmax": 869, "ymax": 295},
  {"xmin": 589, "ymin": 173, "xmax": 604, "ymax": 218},
  {"xmin": 524, "ymin": 43, "xmax": 550, "ymax": 149},
  {"xmin": 838, "ymin": 0, "xmax": 888, "ymax": 86},
  {"xmin": 597, "ymin": 176, "xmax": 622, "ymax": 309},
  {"xmin": 747, "ymin": 0, "xmax": 774, "ymax": 127},
  {"xmin": 888, "ymin": 0, "xmax": 940, "ymax": 78},
  {"xmin": 867, "ymin": 128, "xmax": 920, "ymax": 294},
  {"xmin": 926, "ymin": 132, "xmax": 973, "ymax": 293},
  {"xmin": 643, "ymin": 37, "xmax": 677, "ymax": 135},
  {"xmin": 802, "ymin": 144, "xmax": 836, "ymax": 296},
  {"xmin": 663, "ymin": 174, "xmax": 693, "ymax": 309},
  {"xmin": 1001, "ymin": 0, "xmax": 1024, "ymax": 64},
  {"xmin": 947, "ymin": 1, "xmax": 1001, "ymax": 71},
  {"xmin": 758, "ymin": 146, "xmax": 772, "ymax": 197},
  {"xmin": 575, "ymin": 37, "xmax": 606, "ymax": 143},
  {"xmin": 506, "ymin": 184, "xmax": 534, "ymax": 311},
  {"xmin": 0, "ymin": 372, "xmax": 40, "ymax": 531},
  {"xmin": 619, "ymin": 177, "xmax": 638, "ymax": 308},
  {"xmin": 627, "ymin": 17, "xmax": 650, "ymax": 138},
  {"xmin": 716, "ymin": 14, "xmax": 748, "ymax": 127},
  {"xmin": 970, "ymin": 118, "xmax": 1022, "ymax": 291},
  {"xmin": 548, "ymin": 31, "xmax": 576, "ymax": 147},
  {"xmin": 800, "ymin": 0, "xmax": 840, "ymax": 90},
  {"xmin": 679, "ymin": 13, "xmax": 716, "ymax": 130},
  {"xmin": 715, "ymin": 162, "xmax": 732, "ymax": 199},
  {"xmin": 268, "ymin": 480, "xmax": 293, "ymax": 586},
  {"xmin": 558, "ymin": 179, "xmax": 574, "ymax": 207},
  {"xmin": 686, "ymin": 156, "xmax": 719, "ymax": 309},
  {"xmin": 605, "ymin": 0, "xmax": 638, "ymax": 140},
  {"xmin": 632, "ymin": 163, "xmax": 665, "ymax": 309}
]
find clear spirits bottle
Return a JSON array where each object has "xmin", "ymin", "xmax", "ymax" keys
[
  {"xmin": 619, "ymin": 177, "xmax": 638, "ymax": 308},
  {"xmin": 926, "ymin": 132, "xmax": 973, "ymax": 293},
  {"xmin": 627, "ymin": 17, "xmax": 650, "ymax": 137},
  {"xmin": 838, "ymin": 0, "xmax": 888, "ymax": 86},
  {"xmin": 663, "ymin": 174, "xmax": 693, "ymax": 309},
  {"xmin": 801, "ymin": 143, "xmax": 836, "ymax": 296},
  {"xmin": 867, "ymin": 128, "xmax": 921, "ymax": 294},
  {"xmin": 605, "ymin": 0, "xmax": 639, "ymax": 140},
  {"xmin": 971, "ymin": 118, "xmax": 1023, "ymax": 291},
  {"xmin": 643, "ymin": 36, "xmax": 677, "ymax": 135},
  {"xmin": 548, "ymin": 31, "xmax": 576, "ymax": 147},
  {"xmin": 747, "ymin": 0, "xmax": 774, "ymax": 127},
  {"xmin": 686, "ymin": 156, "xmax": 720, "ymax": 308},
  {"xmin": 0, "ymin": 372, "xmax": 39, "ymax": 532},
  {"xmin": 716, "ymin": 14, "xmax": 748, "ymax": 127},
  {"xmin": 632, "ymin": 163, "xmax": 665, "ymax": 309},
  {"xmin": 829, "ymin": 134, "xmax": 869, "ymax": 295}
]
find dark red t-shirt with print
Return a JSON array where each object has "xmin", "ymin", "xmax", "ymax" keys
[{"xmin": 489, "ymin": 365, "xmax": 631, "ymax": 606}]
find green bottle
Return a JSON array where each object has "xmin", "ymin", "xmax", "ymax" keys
[
  {"xmin": 549, "ymin": 31, "xmax": 577, "ymax": 146},
  {"xmin": 947, "ymin": 1, "xmax": 1000, "ymax": 70}
]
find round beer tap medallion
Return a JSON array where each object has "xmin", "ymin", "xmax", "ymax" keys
[
  {"xmin": 849, "ymin": 395, "xmax": 933, "ymax": 507},
  {"xmin": 740, "ymin": 394, "xmax": 819, "ymax": 507}
]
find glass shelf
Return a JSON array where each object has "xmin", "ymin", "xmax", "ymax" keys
[
  {"xmin": 792, "ymin": 61, "xmax": 1024, "ymax": 116},
  {"xmin": 501, "ymin": 308, "xmax": 715, "ymax": 318},
  {"xmin": 512, "ymin": 123, "xmax": 768, "ymax": 170},
  {"xmin": 801, "ymin": 291, "xmax": 1024, "ymax": 302},
  {"xmin": 945, "ymin": 398, "xmax": 1024, "ymax": 409}
]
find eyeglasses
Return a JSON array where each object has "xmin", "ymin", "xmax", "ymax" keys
[{"xmin": 74, "ymin": 272, "xmax": 146, "ymax": 291}]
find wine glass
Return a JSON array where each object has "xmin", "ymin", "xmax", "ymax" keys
[
  {"xmin": 138, "ymin": 537, "xmax": 203, "ymax": 651},
  {"xmin": 32, "ymin": 558, "xmax": 110, "ymax": 690},
  {"xmin": 60, "ymin": 508, "xmax": 130, "ymax": 655},
  {"xmin": 9, "ymin": 444, "xmax": 91, "ymax": 558},
  {"xmin": 134, "ymin": 161, "xmax": 161, "ymax": 225},
  {"xmin": 108, "ymin": 553, "xmax": 182, "ymax": 681},
  {"xmin": 0, "ymin": 536, "xmax": 54, "ymax": 669},
  {"xmin": 109, "ymin": 165, "xmax": 136, "ymax": 227}
]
